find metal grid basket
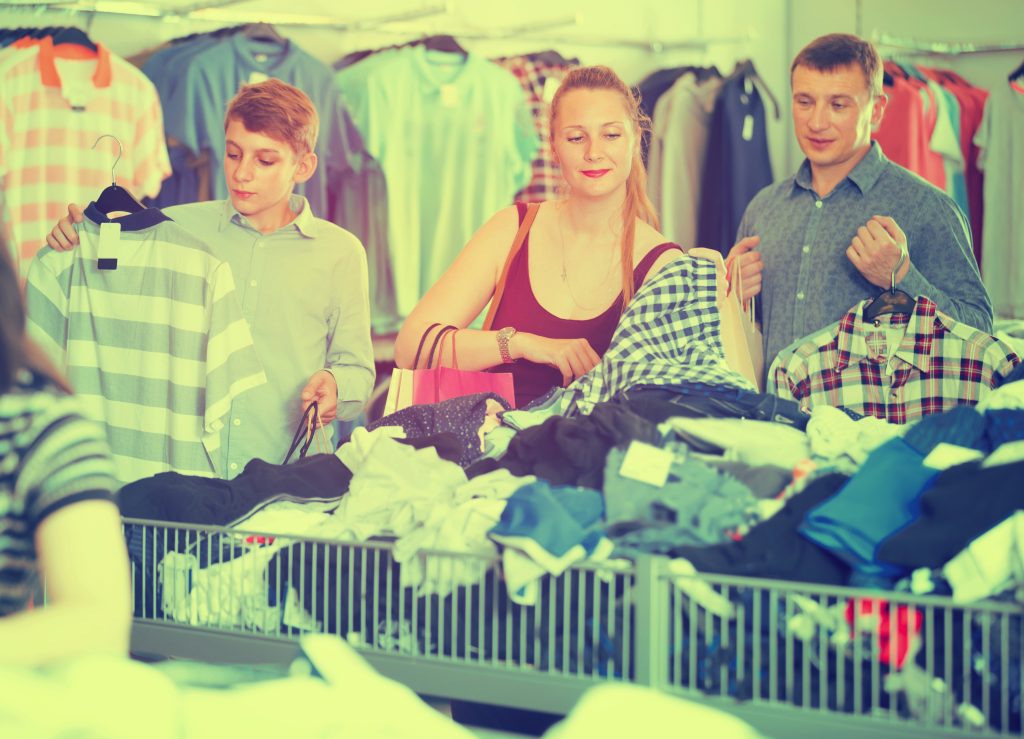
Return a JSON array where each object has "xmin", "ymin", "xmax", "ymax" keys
[{"xmin": 120, "ymin": 518, "xmax": 1022, "ymax": 737}]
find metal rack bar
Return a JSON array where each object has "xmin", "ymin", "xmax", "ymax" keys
[{"xmin": 873, "ymin": 32, "xmax": 1024, "ymax": 56}]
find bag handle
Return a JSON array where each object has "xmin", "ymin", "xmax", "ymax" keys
[
  {"xmin": 413, "ymin": 322, "xmax": 442, "ymax": 369},
  {"xmin": 283, "ymin": 401, "xmax": 320, "ymax": 465},
  {"xmin": 306, "ymin": 403, "xmax": 331, "ymax": 455},
  {"xmin": 427, "ymin": 325, "xmax": 457, "ymax": 369},
  {"xmin": 729, "ymin": 254, "xmax": 757, "ymax": 322},
  {"xmin": 482, "ymin": 202, "xmax": 540, "ymax": 331}
]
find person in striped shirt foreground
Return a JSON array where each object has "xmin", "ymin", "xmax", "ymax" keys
[
  {"xmin": 0, "ymin": 235, "xmax": 131, "ymax": 665},
  {"xmin": 44, "ymin": 80, "xmax": 375, "ymax": 477}
]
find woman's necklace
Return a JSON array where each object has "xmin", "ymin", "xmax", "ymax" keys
[{"xmin": 557, "ymin": 208, "xmax": 618, "ymax": 311}]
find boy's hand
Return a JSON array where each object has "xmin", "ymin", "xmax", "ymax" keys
[
  {"xmin": 46, "ymin": 204, "xmax": 85, "ymax": 251},
  {"xmin": 300, "ymin": 370, "xmax": 338, "ymax": 424}
]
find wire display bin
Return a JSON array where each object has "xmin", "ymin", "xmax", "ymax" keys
[{"xmin": 121, "ymin": 518, "xmax": 1022, "ymax": 738}]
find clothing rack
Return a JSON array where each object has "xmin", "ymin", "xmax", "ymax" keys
[
  {"xmin": 2, "ymin": 1, "xmax": 451, "ymax": 31},
  {"xmin": 872, "ymin": 32, "xmax": 1024, "ymax": 56},
  {"xmin": 6, "ymin": 2, "xmax": 754, "ymax": 53}
]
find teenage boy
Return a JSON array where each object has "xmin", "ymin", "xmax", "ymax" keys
[
  {"xmin": 46, "ymin": 79, "xmax": 374, "ymax": 476},
  {"xmin": 726, "ymin": 33, "xmax": 992, "ymax": 373}
]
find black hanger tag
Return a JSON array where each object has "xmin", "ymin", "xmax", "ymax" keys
[{"xmin": 98, "ymin": 258, "xmax": 118, "ymax": 270}]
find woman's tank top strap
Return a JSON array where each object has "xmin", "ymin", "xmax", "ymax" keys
[
  {"xmin": 632, "ymin": 243, "xmax": 685, "ymax": 289},
  {"xmin": 515, "ymin": 201, "xmax": 530, "ymax": 224}
]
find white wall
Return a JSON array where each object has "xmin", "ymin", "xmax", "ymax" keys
[{"xmin": 2, "ymin": 0, "xmax": 1021, "ymax": 180}]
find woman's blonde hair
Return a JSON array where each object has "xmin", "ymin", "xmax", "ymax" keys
[{"xmin": 549, "ymin": 65, "xmax": 660, "ymax": 307}]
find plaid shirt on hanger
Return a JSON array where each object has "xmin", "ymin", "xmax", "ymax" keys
[
  {"xmin": 569, "ymin": 258, "xmax": 755, "ymax": 415},
  {"xmin": 769, "ymin": 296, "xmax": 1020, "ymax": 424},
  {"xmin": 493, "ymin": 54, "xmax": 571, "ymax": 202}
]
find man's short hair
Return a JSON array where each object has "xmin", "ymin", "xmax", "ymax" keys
[
  {"xmin": 791, "ymin": 33, "xmax": 884, "ymax": 97},
  {"xmin": 224, "ymin": 78, "xmax": 319, "ymax": 156}
]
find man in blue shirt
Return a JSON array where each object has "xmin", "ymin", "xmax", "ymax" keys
[
  {"xmin": 47, "ymin": 79, "xmax": 374, "ymax": 475},
  {"xmin": 726, "ymin": 33, "xmax": 992, "ymax": 373}
]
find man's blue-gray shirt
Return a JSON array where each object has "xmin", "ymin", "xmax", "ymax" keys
[{"xmin": 737, "ymin": 141, "xmax": 993, "ymax": 372}]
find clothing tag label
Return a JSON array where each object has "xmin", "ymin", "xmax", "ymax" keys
[
  {"xmin": 248, "ymin": 71, "xmax": 269, "ymax": 84},
  {"xmin": 922, "ymin": 443, "xmax": 985, "ymax": 470},
  {"xmin": 619, "ymin": 440, "xmax": 673, "ymax": 488},
  {"xmin": 543, "ymin": 76, "xmax": 561, "ymax": 104},
  {"xmin": 97, "ymin": 222, "xmax": 121, "ymax": 261},
  {"xmin": 741, "ymin": 114, "xmax": 754, "ymax": 141},
  {"xmin": 440, "ymin": 83, "xmax": 459, "ymax": 108}
]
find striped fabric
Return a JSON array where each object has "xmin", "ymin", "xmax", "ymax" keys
[
  {"xmin": 769, "ymin": 296, "xmax": 1021, "ymax": 424},
  {"xmin": 0, "ymin": 373, "xmax": 118, "ymax": 616},
  {"xmin": 0, "ymin": 38, "xmax": 170, "ymax": 275},
  {"xmin": 25, "ymin": 205, "xmax": 266, "ymax": 484},
  {"xmin": 568, "ymin": 257, "xmax": 756, "ymax": 415}
]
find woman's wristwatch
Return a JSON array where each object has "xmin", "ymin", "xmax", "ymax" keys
[{"xmin": 496, "ymin": 326, "xmax": 517, "ymax": 364}]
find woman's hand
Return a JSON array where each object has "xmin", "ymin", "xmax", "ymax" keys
[{"xmin": 514, "ymin": 333, "xmax": 601, "ymax": 386}]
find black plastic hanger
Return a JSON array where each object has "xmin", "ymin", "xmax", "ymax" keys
[
  {"xmin": 531, "ymin": 49, "xmax": 578, "ymax": 67},
  {"xmin": 52, "ymin": 26, "xmax": 97, "ymax": 51},
  {"xmin": 1009, "ymin": 57, "xmax": 1024, "ymax": 83},
  {"xmin": 241, "ymin": 23, "xmax": 286, "ymax": 45},
  {"xmin": 734, "ymin": 59, "xmax": 780, "ymax": 119},
  {"xmin": 92, "ymin": 135, "xmax": 144, "ymax": 215},
  {"xmin": 863, "ymin": 250, "xmax": 915, "ymax": 322},
  {"xmin": 420, "ymin": 34, "xmax": 468, "ymax": 58}
]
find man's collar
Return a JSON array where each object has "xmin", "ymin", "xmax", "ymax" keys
[
  {"xmin": 219, "ymin": 194, "xmax": 318, "ymax": 237},
  {"xmin": 792, "ymin": 141, "xmax": 887, "ymax": 196},
  {"xmin": 835, "ymin": 295, "xmax": 936, "ymax": 374},
  {"xmin": 36, "ymin": 36, "xmax": 112, "ymax": 89}
]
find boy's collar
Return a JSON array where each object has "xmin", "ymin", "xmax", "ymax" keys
[{"xmin": 219, "ymin": 194, "xmax": 318, "ymax": 238}]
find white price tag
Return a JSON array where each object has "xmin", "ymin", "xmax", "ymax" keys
[
  {"xmin": 618, "ymin": 440, "xmax": 674, "ymax": 488},
  {"xmin": 741, "ymin": 114, "xmax": 754, "ymax": 142},
  {"xmin": 543, "ymin": 76, "xmax": 561, "ymax": 104},
  {"xmin": 440, "ymin": 83, "xmax": 459, "ymax": 108},
  {"xmin": 97, "ymin": 222, "xmax": 121, "ymax": 256}
]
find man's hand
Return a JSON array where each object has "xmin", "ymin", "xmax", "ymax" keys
[
  {"xmin": 45, "ymin": 204, "xmax": 85, "ymax": 251},
  {"xmin": 724, "ymin": 235, "xmax": 763, "ymax": 299},
  {"xmin": 847, "ymin": 216, "xmax": 911, "ymax": 289},
  {"xmin": 300, "ymin": 370, "xmax": 339, "ymax": 424}
]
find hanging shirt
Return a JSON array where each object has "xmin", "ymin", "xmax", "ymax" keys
[
  {"xmin": 873, "ymin": 69, "xmax": 946, "ymax": 189},
  {"xmin": 163, "ymin": 33, "xmax": 365, "ymax": 221},
  {"xmin": 141, "ymin": 36, "xmax": 219, "ymax": 208},
  {"xmin": 338, "ymin": 46, "xmax": 538, "ymax": 318},
  {"xmin": 648, "ymin": 71, "xmax": 723, "ymax": 249},
  {"xmin": 569, "ymin": 257, "xmax": 755, "ymax": 416},
  {"xmin": 162, "ymin": 196, "xmax": 375, "ymax": 477},
  {"xmin": 25, "ymin": 205, "xmax": 266, "ymax": 485},
  {"xmin": 0, "ymin": 372, "xmax": 119, "ymax": 616},
  {"xmin": 0, "ymin": 38, "xmax": 170, "ymax": 274},
  {"xmin": 925, "ymin": 79, "xmax": 968, "ymax": 215},
  {"xmin": 332, "ymin": 51, "xmax": 397, "ymax": 334},
  {"xmin": 493, "ymin": 53, "xmax": 573, "ymax": 203},
  {"xmin": 975, "ymin": 81, "xmax": 1024, "ymax": 319},
  {"xmin": 925, "ymin": 70, "xmax": 988, "ymax": 267},
  {"xmin": 696, "ymin": 69, "xmax": 774, "ymax": 255},
  {"xmin": 769, "ymin": 296, "xmax": 1020, "ymax": 424}
]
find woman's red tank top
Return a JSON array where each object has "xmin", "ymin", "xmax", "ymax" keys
[{"xmin": 487, "ymin": 202, "xmax": 683, "ymax": 407}]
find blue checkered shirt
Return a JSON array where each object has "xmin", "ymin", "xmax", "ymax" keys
[{"xmin": 569, "ymin": 257, "xmax": 756, "ymax": 414}]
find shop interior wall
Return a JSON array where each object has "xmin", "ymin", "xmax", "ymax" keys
[
  {"xmin": 785, "ymin": 0, "xmax": 1024, "ymax": 173},
  {"xmin": 2, "ymin": 0, "xmax": 1021, "ymax": 192}
]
